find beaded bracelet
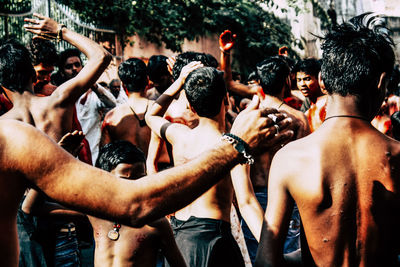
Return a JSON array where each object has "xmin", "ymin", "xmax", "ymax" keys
[{"xmin": 221, "ymin": 133, "xmax": 254, "ymax": 165}]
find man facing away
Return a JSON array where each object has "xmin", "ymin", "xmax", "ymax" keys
[
  {"xmin": 255, "ymin": 13, "xmax": 398, "ymax": 267},
  {"xmin": 90, "ymin": 140, "xmax": 186, "ymax": 267},
  {"xmin": 101, "ymin": 58, "xmax": 151, "ymax": 155},
  {"xmin": 146, "ymin": 66, "xmax": 292, "ymax": 267}
]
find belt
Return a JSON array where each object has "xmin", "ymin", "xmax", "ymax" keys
[{"xmin": 59, "ymin": 226, "xmax": 76, "ymax": 233}]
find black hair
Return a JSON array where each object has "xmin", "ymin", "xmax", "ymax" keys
[
  {"xmin": 147, "ymin": 55, "xmax": 169, "ymax": 84},
  {"xmin": 184, "ymin": 67, "xmax": 226, "ymax": 118},
  {"xmin": 391, "ymin": 111, "xmax": 400, "ymax": 141},
  {"xmin": 118, "ymin": 58, "xmax": 148, "ymax": 92},
  {"xmin": 247, "ymin": 71, "xmax": 259, "ymax": 83},
  {"xmin": 321, "ymin": 13, "xmax": 395, "ymax": 97},
  {"xmin": 172, "ymin": 51, "xmax": 214, "ymax": 81},
  {"xmin": 0, "ymin": 39, "xmax": 36, "ymax": 93},
  {"xmin": 387, "ymin": 65, "xmax": 400, "ymax": 95},
  {"xmin": 256, "ymin": 56, "xmax": 290, "ymax": 96},
  {"xmin": 27, "ymin": 38, "xmax": 59, "ymax": 67},
  {"xmin": 109, "ymin": 79, "xmax": 120, "ymax": 87},
  {"xmin": 96, "ymin": 140, "xmax": 146, "ymax": 173},
  {"xmin": 57, "ymin": 48, "xmax": 82, "ymax": 70},
  {"xmin": 205, "ymin": 54, "xmax": 219, "ymax": 68},
  {"xmin": 293, "ymin": 58, "xmax": 321, "ymax": 78}
]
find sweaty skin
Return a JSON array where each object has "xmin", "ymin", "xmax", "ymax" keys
[{"xmin": 256, "ymin": 94, "xmax": 400, "ymax": 267}]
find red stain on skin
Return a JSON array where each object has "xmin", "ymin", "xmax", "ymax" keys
[{"xmin": 137, "ymin": 234, "xmax": 146, "ymax": 243}]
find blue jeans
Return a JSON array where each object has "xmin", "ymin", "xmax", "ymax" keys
[
  {"xmin": 241, "ymin": 187, "xmax": 301, "ymax": 265},
  {"xmin": 54, "ymin": 224, "xmax": 80, "ymax": 267}
]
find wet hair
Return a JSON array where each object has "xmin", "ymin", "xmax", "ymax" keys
[
  {"xmin": 256, "ymin": 56, "xmax": 290, "ymax": 96},
  {"xmin": 321, "ymin": 13, "xmax": 395, "ymax": 97},
  {"xmin": 27, "ymin": 38, "xmax": 58, "ymax": 67},
  {"xmin": 147, "ymin": 55, "xmax": 169, "ymax": 84},
  {"xmin": 183, "ymin": 67, "xmax": 226, "ymax": 118},
  {"xmin": 0, "ymin": 39, "xmax": 36, "ymax": 93},
  {"xmin": 57, "ymin": 48, "xmax": 82, "ymax": 70},
  {"xmin": 96, "ymin": 140, "xmax": 146, "ymax": 172},
  {"xmin": 205, "ymin": 54, "xmax": 218, "ymax": 68},
  {"xmin": 293, "ymin": 58, "xmax": 321, "ymax": 78},
  {"xmin": 118, "ymin": 58, "xmax": 148, "ymax": 92},
  {"xmin": 172, "ymin": 51, "xmax": 214, "ymax": 80},
  {"xmin": 247, "ymin": 71, "xmax": 259, "ymax": 83}
]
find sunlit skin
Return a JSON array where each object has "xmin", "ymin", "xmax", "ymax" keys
[
  {"xmin": 296, "ymin": 72, "xmax": 322, "ymax": 103},
  {"xmin": 88, "ymin": 162, "xmax": 187, "ymax": 267},
  {"xmin": 63, "ymin": 56, "xmax": 82, "ymax": 80}
]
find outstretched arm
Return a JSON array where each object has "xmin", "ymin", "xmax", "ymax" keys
[
  {"xmin": 24, "ymin": 13, "xmax": 112, "ymax": 106},
  {"xmin": 3, "ymin": 96, "xmax": 293, "ymax": 228},
  {"xmin": 219, "ymin": 30, "xmax": 258, "ymax": 97}
]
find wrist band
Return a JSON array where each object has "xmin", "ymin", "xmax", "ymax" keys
[
  {"xmin": 56, "ymin": 24, "xmax": 67, "ymax": 42},
  {"xmin": 221, "ymin": 133, "xmax": 254, "ymax": 165},
  {"xmin": 219, "ymin": 47, "xmax": 230, "ymax": 55}
]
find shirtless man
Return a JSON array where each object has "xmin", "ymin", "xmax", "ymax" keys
[
  {"xmin": 219, "ymin": 30, "xmax": 309, "ymax": 264},
  {"xmin": 0, "ymin": 89, "xmax": 293, "ymax": 266},
  {"xmin": 146, "ymin": 66, "xmax": 292, "ymax": 266},
  {"xmin": 101, "ymin": 58, "xmax": 151, "ymax": 155},
  {"xmin": 293, "ymin": 58, "xmax": 324, "ymax": 113},
  {"xmin": 90, "ymin": 140, "xmax": 186, "ymax": 267},
  {"xmin": 0, "ymin": 13, "xmax": 111, "ymax": 142},
  {"xmin": 255, "ymin": 13, "xmax": 398, "ymax": 266}
]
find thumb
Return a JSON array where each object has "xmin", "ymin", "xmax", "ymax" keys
[{"xmin": 243, "ymin": 95, "xmax": 260, "ymax": 113}]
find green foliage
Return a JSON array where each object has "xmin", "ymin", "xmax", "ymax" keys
[{"xmin": 56, "ymin": 0, "xmax": 302, "ymax": 76}]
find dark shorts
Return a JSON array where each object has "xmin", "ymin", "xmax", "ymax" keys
[{"xmin": 167, "ymin": 216, "xmax": 245, "ymax": 267}]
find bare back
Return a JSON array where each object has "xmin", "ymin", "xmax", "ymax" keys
[
  {"xmin": 275, "ymin": 119, "xmax": 400, "ymax": 266},
  {"xmin": 101, "ymin": 102, "xmax": 151, "ymax": 154},
  {"xmin": 171, "ymin": 124, "xmax": 233, "ymax": 222}
]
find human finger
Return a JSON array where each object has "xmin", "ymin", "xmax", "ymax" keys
[
  {"xmin": 241, "ymin": 95, "xmax": 260, "ymax": 113},
  {"xmin": 33, "ymin": 13, "xmax": 46, "ymax": 20},
  {"xmin": 24, "ymin": 18, "xmax": 40, "ymax": 24}
]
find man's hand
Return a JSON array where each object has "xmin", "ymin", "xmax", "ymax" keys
[
  {"xmin": 230, "ymin": 95, "xmax": 293, "ymax": 155},
  {"xmin": 219, "ymin": 30, "xmax": 237, "ymax": 52},
  {"xmin": 58, "ymin": 130, "xmax": 85, "ymax": 157},
  {"xmin": 177, "ymin": 61, "xmax": 203, "ymax": 85},
  {"xmin": 24, "ymin": 13, "xmax": 60, "ymax": 40}
]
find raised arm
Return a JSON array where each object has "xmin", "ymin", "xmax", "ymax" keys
[
  {"xmin": 24, "ymin": 13, "xmax": 112, "ymax": 106},
  {"xmin": 145, "ymin": 61, "xmax": 203, "ymax": 143},
  {"xmin": 91, "ymin": 83, "xmax": 117, "ymax": 109},
  {"xmin": 231, "ymin": 164, "xmax": 264, "ymax": 242},
  {"xmin": 254, "ymin": 149, "xmax": 295, "ymax": 267},
  {"xmin": 219, "ymin": 30, "xmax": 258, "ymax": 97}
]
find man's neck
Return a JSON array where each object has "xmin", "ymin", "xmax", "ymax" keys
[
  {"xmin": 325, "ymin": 94, "xmax": 369, "ymax": 120},
  {"xmin": 262, "ymin": 95, "xmax": 285, "ymax": 109},
  {"xmin": 197, "ymin": 114, "xmax": 225, "ymax": 132}
]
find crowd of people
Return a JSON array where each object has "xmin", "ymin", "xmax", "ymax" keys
[{"xmin": 0, "ymin": 10, "xmax": 399, "ymax": 267}]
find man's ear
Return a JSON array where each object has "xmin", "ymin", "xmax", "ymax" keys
[
  {"xmin": 318, "ymin": 72, "xmax": 328, "ymax": 95},
  {"xmin": 377, "ymin": 72, "xmax": 388, "ymax": 90}
]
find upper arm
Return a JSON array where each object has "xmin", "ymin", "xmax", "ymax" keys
[
  {"xmin": 255, "ymin": 149, "xmax": 294, "ymax": 266},
  {"xmin": 146, "ymin": 115, "xmax": 189, "ymax": 145}
]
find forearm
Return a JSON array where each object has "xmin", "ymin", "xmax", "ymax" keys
[
  {"xmin": 124, "ymin": 141, "xmax": 242, "ymax": 227},
  {"xmin": 148, "ymin": 78, "xmax": 184, "ymax": 117},
  {"xmin": 239, "ymin": 201, "xmax": 264, "ymax": 242},
  {"xmin": 146, "ymin": 132, "xmax": 164, "ymax": 174},
  {"xmin": 92, "ymin": 83, "xmax": 117, "ymax": 108}
]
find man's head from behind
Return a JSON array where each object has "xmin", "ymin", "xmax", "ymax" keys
[
  {"xmin": 118, "ymin": 58, "xmax": 148, "ymax": 93},
  {"xmin": 96, "ymin": 140, "xmax": 146, "ymax": 180},
  {"xmin": 27, "ymin": 38, "xmax": 58, "ymax": 87},
  {"xmin": 0, "ymin": 39, "xmax": 36, "ymax": 93},
  {"xmin": 293, "ymin": 58, "xmax": 321, "ymax": 100},
  {"xmin": 183, "ymin": 67, "xmax": 226, "ymax": 118},
  {"xmin": 256, "ymin": 56, "xmax": 291, "ymax": 96},
  {"xmin": 147, "ymin": 55, "xmax": 172, "ymax": 94},
  {"xmin": 321, "ymin": 13, "xmax": 395, "ymax": 115},
  {"xmin": 172, "ymin": 51, "xmax": 215, "ymax": 81},
  {"xmin": 58, "ymin": 48, "xmax": 82, "ymax": 81}
]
